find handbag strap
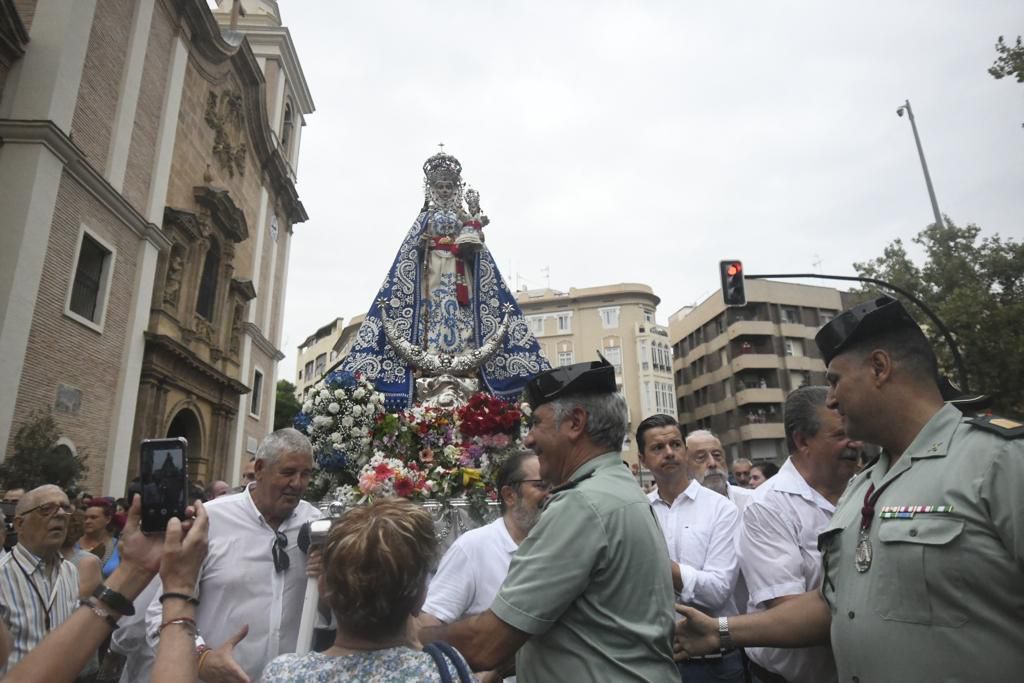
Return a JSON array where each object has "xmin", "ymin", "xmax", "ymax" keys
[{"xmin": 424, "ymin": 641, "xmax": 474, "ymax": 683}]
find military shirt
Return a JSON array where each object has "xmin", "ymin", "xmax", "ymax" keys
[
  {"xmin": 819, "ymin": 404, "xmax": 1024, "ymax": 681},
  {"xmin": 492, "ymin": 451, "xmax": 678, "ymax": 683}
]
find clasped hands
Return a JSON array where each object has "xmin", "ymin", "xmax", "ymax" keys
[{"xmin": 672, "ymin": 605, "xmax": 722, "ymax": 661}]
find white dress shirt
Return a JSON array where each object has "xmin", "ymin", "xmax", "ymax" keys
[
  {"xmin": 648, "ymin": 479, "xmax": 739, "ymax": 614},
  {"xmin": 739, "ymin": 458, "xmax": 838, "ymax": 683},
  {"xmin": 0, "ymin": 545, "xmax": 79, "ymax": 675},
  {"xmin": 728, "ymin": 484, "xmax": 754, "ymax": 514},
  {"xmin": 112, "ymin": 577, "xmax": 160, "ymax": 683},
  {"xmin": 146, "ymin": 488, "xmax": 321, "ymax": 682}
]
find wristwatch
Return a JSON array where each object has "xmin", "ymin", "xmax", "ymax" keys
[
  {"xmin": 718, "ymin": 616, "xmax": 734, "ymax": 652},
  {"xmin": 93, "ymin": 584, "xmax": 135, "ymax": 616}
]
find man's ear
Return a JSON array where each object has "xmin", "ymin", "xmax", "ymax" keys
[
  {"xmin": 565, "ymin": 406, "xmax": 588, "ymax": 440},
  {"xmin": 869, "ymin": 349, "xmax": 893, "ymax": 386},
  {"xmin": 792, "ymin": 430, "xmax": 811, "ymax": 453}
]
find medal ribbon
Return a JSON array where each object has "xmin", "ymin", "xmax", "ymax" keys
[{"xmin": 859, "ymin": 479, "xmax": 898, "ymax": 535}]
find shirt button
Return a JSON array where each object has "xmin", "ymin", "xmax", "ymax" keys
[
  {"xmin": 848, "ymin": 611, "xmax": 855, "ymax": 619},
  {"xmin": 909, "ymin": 529, "xmax": 918, "ymax": 537}
]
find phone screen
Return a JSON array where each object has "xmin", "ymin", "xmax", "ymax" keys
[{"xmin": 140, "ymin": 438, "xmax": 188, "ymax": 533}]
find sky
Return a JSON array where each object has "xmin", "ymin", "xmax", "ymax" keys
[{"xmin": 273, "ymin": 0, "xmax": 1023, "ymax": 374}]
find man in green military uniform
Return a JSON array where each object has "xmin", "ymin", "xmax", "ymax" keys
[
  {"xmin": 674, "ymin": 296, "xmax": 1024, "ymax": 681},
  {"xmin": 421, "ymin": 358, "xmax": 678, "ymax": 682}
]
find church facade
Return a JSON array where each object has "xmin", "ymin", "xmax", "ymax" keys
[{"xmin": 0, "ymin": 0, "xmax": 312, "ymax": 494}]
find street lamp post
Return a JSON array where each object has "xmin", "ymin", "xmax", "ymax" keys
[{"xmin": 896, "ymin": 99, "xmax": 944, "ymax": 229}]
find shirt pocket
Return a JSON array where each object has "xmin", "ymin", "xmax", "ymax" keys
[{"xmin": 873, "ymin": 517, "xmax": 967, "ymax": 627}]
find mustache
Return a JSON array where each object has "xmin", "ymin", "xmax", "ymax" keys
[{"xmin": 839, "ymin": 448, "xmax": 861, "ymax": 461}]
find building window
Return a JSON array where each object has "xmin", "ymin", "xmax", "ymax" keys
[
  {"xmin": 640, "ymin": 340, "xmax": 649, "ymax": 370},
  {"xmin": 195, "ymin": 241, "xmax": 221, "ymax": 320},
  {"xmin": 819, "ymin": 311, "xmax": 836, "ymax": 325},
  {"xmin": 67, "ymin": 231, "xmax": 115, "ymax": 328},
  {"xmin": 558, "ymin": 350, "xmax": 574, "ymax": 366},
  {"xmin": 250, "ymin": 368, "xmax": 264, "ymax": 417},
  {"xmin": 527, "ymin": 316, "xmax": 545, "ymax": 336},
  {"xmin": 599, "ymin": 306, "xmax": 620, "ymax": 329},
  {"xmin": 281, "ymin": 101, "xmax": 294, "ymax": 153},
  {"xmin": 314, "ymin": 353, "xmax": 327, "ymax": 377},
  {"xmin": 304, "ymin": 361, "xmax": 314, "ymax": 380},
  {"xmin": 604, "ymin": 345, "xmax": 622, "ymax": 371},
  {"xmin": 785, "ymin": 338, "xmax": 805, "ymax": 357},
  {"xmin": 556, "ymin": 312, "xmax": 572, "ymax": 332},
  {"xmin": 654, "ymin": 381, "xmax": 675, "ymax": 416},
  {"xmin": 782, "ymin": 306, "xmax": 800, "ymax": 324},
  {"xmin": 644, "ymin": 309, "xmax": 654, "ymax": 324},
  {"xmin": 297, "ymin": 369, "xmax": 303, "ymax": 381}
]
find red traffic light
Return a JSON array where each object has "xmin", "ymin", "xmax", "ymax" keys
[{"xmin": 726, "ymin": 263, "xmax": 741, "ymax": 277}]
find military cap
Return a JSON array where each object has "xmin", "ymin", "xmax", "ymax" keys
[
  {"xmin": 815, "ymin": 295, "xmax": 923, "ymax": 365},
  {"xmin": 523, "ymin": 356, "xmax": 616, "ymax": 410}
]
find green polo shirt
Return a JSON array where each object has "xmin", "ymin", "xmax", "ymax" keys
[
  {"xmin": 819, "ymin": 403, "xmax": 1024, "ymax": 681},
  {"xmin": 492, "ymin": 451, "xmax": 677, "ymax": 683}
]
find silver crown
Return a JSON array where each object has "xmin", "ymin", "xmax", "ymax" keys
[{"xmin": 423, "ymin": 152, "xmax": 462, "ymax": 184}]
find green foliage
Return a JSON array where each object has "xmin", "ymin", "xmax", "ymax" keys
[
  {"xmin": 274, "ymin": 379, "xmax": 302, "ymax": 430},
  {"xmin": 851, "ymin": 219, "xmax": 1024, "ymax": 416},
  {"xmin": 989, "ymin": 35, "xmax": 1024, "ymax": 82},
  {"xmin": 0, "ymin": 410, "xmax": 88, "ymax": 496}
]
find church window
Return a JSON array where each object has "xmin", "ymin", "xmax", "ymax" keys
[
  {"xmin": 196, "ymin": 241, "xmax": 220, "ymax": 320},
  {"xmin": 67, "ymin": 229, "xmax": 116, "ymax": 331}
]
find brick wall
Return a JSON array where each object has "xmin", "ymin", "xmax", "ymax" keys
[
  {"xmin": 12, "ymin": 0, "xmax": 35, "ymax": 33},
  {"xmin": 122, "ymin": 0, "xmax": 173, "ymax": 212},
  {"xmin": 70, "ymin": 0, "xmax": 133, "ymax": 174},
  {"xmin": 6, "ymin": 172, "xmax": 141, "ymax": 495}
]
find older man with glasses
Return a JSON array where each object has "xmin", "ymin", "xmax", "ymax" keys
[
  {"xmin": 0, "ymin": 485, "xmax": 79, "ymax": 674},
  {"xmin": 145, "ymin": 428, "xmax": 322, "ymax": 683}
]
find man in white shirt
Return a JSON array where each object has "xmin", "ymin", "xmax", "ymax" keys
[
  {"xmin": 685, "ymin": 430, "xmax": 754, "ymax": 515},
  {"xmin": 638, "ymin": 415, "xmax": 743, "ymax": 683},
  {"xmin": 420, "ymin": 450, "xmax": 549, "ymax": 681},
  {"xmin": 739, "ymin": 386, "xmax": 861, "ymax": 683},
  {"xmin": 147, "ymin": 428, "xmax": 321, "ymax": 682}
]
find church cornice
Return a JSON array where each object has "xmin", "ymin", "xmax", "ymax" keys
[
  {"xmin": 0, "ymin": 119, "xmax": 173, "ymax": 251},
  {"xmin": 193, "ymin": 185, "xmax": 249, "ymax": 242},
  {"xmin": 243, "ymin": 322, "xmax": 285, "ymax": 361},
  {"xmin": 145, "ymin": 331, "xmax": 250, "ymax": 394},
  {"xmin": 173, "ymin": 0, "xmax": 308, "ymax": 224}
]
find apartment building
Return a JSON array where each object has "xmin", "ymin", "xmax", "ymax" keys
[
  {"xmin": 669, "ymin": 280, "xmax": 844, "ymax": 463},
  {"xmin": 517, "ymin": 283, "xmax": 675, "ymax": 468}
]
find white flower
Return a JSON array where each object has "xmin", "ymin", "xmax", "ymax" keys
[
  {"xmin": 302, "ymin": 401, "xmax": 313, "ymax": 413},
  {"xmin": 373, "ymin": 393, "xmax": 384, "ymax": 404},
  {"xmin": 351, "ymin": 405, "xmax": 362, "ymax": 417},
  {"xmin": 334, "ymin": 389, "xmax": 345, "ymax": 400},
  {"xmin": 328, "ymin": 402, "xmax": 340, "ymax": 414},
  {"xmin": 313, "ymin": 415, "xmax": 333, "ymax": 428},
  {"xmin": 331, "ymin": 431, "xmax": 343, "ymax": 443},
  {"xmin": 342, "ymin": 416, "xmax": 354, "ymax": 428},
  {"xmin": 353, "ymin": 387, "xmax": 366, "ymax": 400},
  {"xmin": 319, "ymin": 390, "xmax": 330, "ymax": 400},
  {"xmin": 360, "ymin": 437, "xmax": 371, "ymax": 447},
  {"xmin": 520, "ymin": 402, "xmax": 532, "ymax": 417}
]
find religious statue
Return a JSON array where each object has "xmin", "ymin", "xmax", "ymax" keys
[
  {"xmin": 337, "ymin": 149, "xmax": 549, "ymax": 409},
  {"xmin": 163, "ymin": 251, "xmax": 184, "ymax": 307}
]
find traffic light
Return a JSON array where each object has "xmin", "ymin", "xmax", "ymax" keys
[{"xmin": 719, "ymin": 260, "xmax": 746, "ymax": 307}]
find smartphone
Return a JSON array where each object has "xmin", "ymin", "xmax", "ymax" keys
[{"xmin": 139, "ymin": 437, "xmax": 188, "ymax": 533}]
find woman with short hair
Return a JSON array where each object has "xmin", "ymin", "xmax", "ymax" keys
[{"xmin": 260, "ymin": 498, "xmax": 474, "ymax": 681}]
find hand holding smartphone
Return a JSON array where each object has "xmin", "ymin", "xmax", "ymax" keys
[{"xmin": 139, "ymin": 437, "xmax": 189, "ymax": 533}]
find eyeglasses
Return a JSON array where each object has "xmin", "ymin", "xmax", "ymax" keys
[
  {"xmin": 513, "ymin": 479, "xmax": 553, "ymax": 492},
  {"xmin": 18, "ymin": 502, "xmax": 73, "ymax": 518},
  {"xmin": 272, "ymin": 531, "xmax": 290, "ymax": 573}
]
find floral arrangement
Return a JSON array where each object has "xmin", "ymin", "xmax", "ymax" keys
[
  {"xmin": 294, "ymin": 370, "xmax": 386, "ymax": 479},
  {"xmin": 297, "ymin": 386, "xmax": 527, "ymax": 511}
]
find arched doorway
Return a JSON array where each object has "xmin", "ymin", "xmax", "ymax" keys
[{"xmin": 166, "ymin": 409, "xmax": 203, "ymax": 483}]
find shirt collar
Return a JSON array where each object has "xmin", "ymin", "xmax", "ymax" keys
[
  {"xmin": 496, "ymin": 517, "xmax": 520, "ymax": 552},
  {"xmin": 872, "ymin": 403, "xmax": 960, "ymax": 486},
  {"xmin": 242, "ymin": 485, "xmax": 297, "ymax": 529},
  {"xmin": 648, "ymin": 478, "xmax": 703, "ymax": 507},
  {"xmin": 12, "ymin": 544, "xmax": 59, "ymax": 575},
  {"xmin": 564, "ymin": 451, "xmax": 622, "ymax": 483},
  {"xmin": 766, "ymin": 458, "xmax": 835, "ymax": 513}
]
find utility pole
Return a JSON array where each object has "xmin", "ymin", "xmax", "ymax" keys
[{"xmin": 896, "ymin": 100, "xmax": 944, "ymax": 229}]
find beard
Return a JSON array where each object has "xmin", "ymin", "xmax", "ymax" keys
[
  {"xmin": 698, "ymin": 470, "xmax": 729, "ymax": 496},
  {"xmin": 510, "ymin": 498, "xmax": 542, "ymax": 534}
]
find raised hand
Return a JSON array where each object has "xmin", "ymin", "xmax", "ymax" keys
[
  {"xmin": 159, "ymin": 500, "xmax": 208, "ymax": 594},
  {"xmin": 202, "ymin": 625, "xmax": 252, "ymax": 683}
]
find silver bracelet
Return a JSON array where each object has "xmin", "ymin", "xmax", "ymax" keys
[{"xmin": 78, "ymin": 599, "xmax": 119, "ymax": 630}]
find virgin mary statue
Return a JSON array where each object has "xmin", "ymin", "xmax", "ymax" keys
[{"xmin": 337, "ymin": 150, "xmax": 549, "ymax": 409}]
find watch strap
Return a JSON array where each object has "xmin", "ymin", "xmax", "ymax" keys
[
  {"xmin": 93, "ymin": 584, "xmax": 136, "ymax": 616},
  {"xmin": 718, "ymin": 616, "xmax": 734, "ymax": 651}
]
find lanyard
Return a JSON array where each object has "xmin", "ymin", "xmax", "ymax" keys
[
  {"xmin": 15, "ymin": 559, "xmax": 57, "ymax": 631},
  {"xmin": 859, "ymin": 478, "xmax": 898, "ymax": 534}
]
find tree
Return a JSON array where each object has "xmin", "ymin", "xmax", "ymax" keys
[
  {"xmin": 0, "ymin": 410, "xmax": 88, "ymax": 495},
  {"xmin": 274, "ymin": 379, "xmax": 302, "ymax": 430},
  {"xmin": 851, "ymin": 219, "xmax": 1024, "ymax": 416},
  {"xmin": 989, "ymin": 35, "xmax": 1024, "ymax": 82}
]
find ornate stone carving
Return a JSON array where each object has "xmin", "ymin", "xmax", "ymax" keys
[
  {"xmin": 229, "ymin": 302, "xmax": 244, "ymax": 356},
  {"xmin": 204, "ymin": 90, "xmax": 247, "ymax": 178},
  {"xmin": 163, "ymin": 248, "xmax": 185, "ymax": 307},
  {"xmin": 415, "ymin": 375, "xmax": 479, "ymax": 410}
]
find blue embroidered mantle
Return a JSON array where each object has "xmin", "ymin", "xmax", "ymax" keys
[{"xmin": 338, "ymin": 212, "xmax": 550, "ymax": 409}]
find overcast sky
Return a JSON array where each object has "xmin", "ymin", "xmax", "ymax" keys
[{"xmin": 274, "ymin": 1, "xmax": 1023, "ymax": 374}]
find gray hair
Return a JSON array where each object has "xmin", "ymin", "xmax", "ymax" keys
[
  {"xmin": 733, "ymin": 457, "xmax": 753, "ymax": 468},
  {"xmin": 784, "ymin": 385, "xmax": 830, "ymax": 454},
  {"xmin": 685, "ymin": 429, "xmax": 720, "ymax": 448},
  {"xmin": 14, "ymin": 484, "xmax": 66, "ymax": 516},
  {"xmin": 549, "ymin": 392, "xmax": 628, "ymax": 452},
  {"xmin": 255, "ymin": 428, "xmax": 313, "ymax": 466}
]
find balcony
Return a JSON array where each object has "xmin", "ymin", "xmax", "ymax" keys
[
  {"xmin": 727, "ymin": 320, "xmax": 775, "ymax": 339},
  {"xmin": 739, "ymin": 423, "xmax": 785, "ymax": 440},
  {"xmin": 782, "ymin": 355, "xmax": 826, "ymax": 372},
  {"xmin": 735, "ymin": 388, "xmax": 785, "ymax": 406},
  {"xmin": 731, "ymin": 354, "xmax": 780, "ymax": 372}
]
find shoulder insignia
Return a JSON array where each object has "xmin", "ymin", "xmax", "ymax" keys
[{"xmin": 967, "ymin": 416, "xmax": 1024, "ymax": 439}]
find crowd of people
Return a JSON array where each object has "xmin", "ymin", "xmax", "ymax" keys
[{"xmin": 0, "ymin": 295, "xmax": 1020, "ymax": 682}]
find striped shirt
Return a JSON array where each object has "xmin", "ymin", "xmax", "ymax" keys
[{"xmin": 0, "ymin": 544, "xmax": 80, "ymax": 674}]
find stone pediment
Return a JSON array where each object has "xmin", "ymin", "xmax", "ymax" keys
[{"xmin": 193, "ymin": 185, "xmax": 249, "ymax": 242}]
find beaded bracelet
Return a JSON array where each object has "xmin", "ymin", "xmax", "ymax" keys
[
  {"xmin": 79, "ymin": 599, "xmax": 119, "ymax": 630},
  {"xmin": 159, "ymin": 591, "xmax": 200, "ymax": 606}
]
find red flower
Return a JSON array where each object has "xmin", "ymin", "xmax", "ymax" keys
[
  {"xmin": 375, "ymin": 463, "xmax": 393, "ymax": 478},
  {"xmin": 395, "ymin": 477, "xmax": 415, "ymax": 497}
]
